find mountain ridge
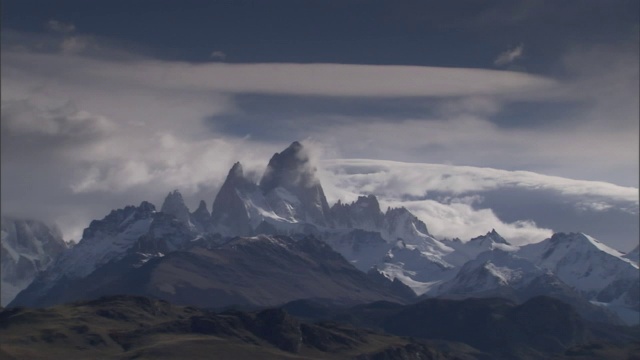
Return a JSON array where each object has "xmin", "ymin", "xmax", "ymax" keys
[{"xmin": 5, "ymin": 141, "xmax": 639, "ymax": 326}]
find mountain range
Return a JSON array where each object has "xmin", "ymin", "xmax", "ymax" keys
[{"xmin": 3, "ymin": 142, "xmax": 639, "ymax": 330}]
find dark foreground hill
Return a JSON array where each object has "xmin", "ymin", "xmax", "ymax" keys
[
  {"xmin": 284, "ymin": 296, "xmax": 640, "ymax": 359},
  {"xmin": 2, "ymin": 295, "xmax": 638, "ymax": 360},
  {"xmin": 0, "ymin": 295, "xmax": 484, "ymax": 360}
]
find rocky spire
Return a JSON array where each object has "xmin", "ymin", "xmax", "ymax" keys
[
  {"xmin": 259, "ymin": 141, "xmax": 332, "ymax": 226},
  {"xmin": 210, "ymin": 162, "xmax": 256, "ymax": 236},
  {"xmin": 193, "ymin": 200, "xmax": 210, "ymax": 218},
  {"xmin": 470, "ymin": 229, "xmax": 509, "ymax": 245},
  {"xmin": 190, "ymin": 200, "xmax": 212, "ymax": 232},
  {"xmin": 160, "ymin": 190, "xmax": 192, "ymax": 226},
  {"xmin": 331, "ymin": 194, "xmax": 384, "ymax": 230}
]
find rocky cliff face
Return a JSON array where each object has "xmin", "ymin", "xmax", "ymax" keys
[
  {"xmin": 259, "ymin": 141, "xmax": 333, "ymax": 226},
  {"xmin": 210, "ymin": 162, "xmax": 258, "ymax": 236}
]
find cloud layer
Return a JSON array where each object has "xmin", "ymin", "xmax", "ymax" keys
[
  {"xmin": 319, "ymin": 159, "xmax": 638, "ymax": 249},
  {"xmin": 1, "ymin": 29, "xmax": 637, "ymax": 251}
]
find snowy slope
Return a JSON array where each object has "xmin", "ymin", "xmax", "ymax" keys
[
  {"xmin": 10, "ymin": 202, "xmax": 159, "ymax": 306},
  {"xmin": 434, "ymin": 249, "xmax": 543, "ymax": 296},
  {"xmin": 444, "ymin": 229, "xmax": 519, "ymax": 267},
  {"xmin": 518, "ymin": 232, "xmax": 639, "ymax": 295}
]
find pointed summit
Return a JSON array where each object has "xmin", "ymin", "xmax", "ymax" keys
[
  {"xmin": 470, "ymin": 229, "xmax": 509, "ymax": 245},
  {"xmin": 160, "ymin": 190, "xmax": 192, "ymax": 226},
  {"xmin": 193, "ymin": 200, "xmax": 210, "ymax": 217},
  {"xmin": 259, "ymin": 141, "xmax": 332, "ymax": 226},
  {"xmin": 259, "ymin": 141, "xmax": 315, "ymax": 193},
  {"xmin": 228, "ymin": 161, "xmax": 244, "ymax": 180},
  {"xmin": 211, "ymin": 161, "xmax": 257, "ymax": 236},
  {"xmin": 190, "ymin": 200, "xmax": 212, "ymax": 232},
  {"xmin": 331, "ymin": 194, "xmax": 384, "ymax": 230}
]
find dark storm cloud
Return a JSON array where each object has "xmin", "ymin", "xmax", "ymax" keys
[
  {"xmin": 2, "ymin": 0, "xmax": 637, "ymax": 70},
  {"xmin": 206, "ymin": 95, "xmax": 440, "ymax": 140},
  {"xmin": 206, "ymin": 93, "xmax": 590, "ymax": 141}
]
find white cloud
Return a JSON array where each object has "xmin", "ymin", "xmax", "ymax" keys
[
  {"xmin": 60, "ymin": 36, "xmax": 90, "ymax": 54},
  {"xmin": 68, "ymin": 134, "xmax": 276, "ymax": 194},
  {"xmin": 306, "ymin": 111, "xmax": 638, "ymax": 189},
  {"xmin": 320, "ymin": 159, "xmax": 638, "ymax": 205},
  {"xmin": 494, "ymin": 43, "xmax": 524, "ymax": 66},
  {"xmin": 210, "ymin": 50, "xmax": 226, "ymax": 60},
  {"xmin": 1, "ymin": 100, "xmax": 114, "ymax": 139},
  {"xmin": 46, "ymin": 20, "xmax": 76, "ymax": 34},
  {"xmin": 318, "ymin": 158, "xmax": 638, "ymax": 248},
  {"xmin": 2, "ymin": 51, "xmax": 556, "ymax": 98},
  {"xmin": 384, "ymin": 199, "xmax": 553, "ymax": 245}
]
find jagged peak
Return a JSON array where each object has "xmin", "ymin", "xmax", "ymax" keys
[
  {"xmin": 259, "ymin": 141, "xmax": 316, "ymax": 192},
  {"xmin": 81, "ymin": 201, "xmax": 156, "ymax": 239},
  {"xmin": 549, "ymin": 232, "xmax": 626, "ymax": 258},
  {"xmin": 355, "ymin": 194, "xmax": 381, "ymax": 207},
  {"xmin": 162, "ymin": 189, "xmax": 184, "ymax": 201},
  {"xmin": 161, "ymin": 190, "xmax": 189, "ymax": 212},
  {"xmin": 194, "ymin": 200, "xmax": 209, "ymax": 213},
  {"xmin": 384, "ymin": 206, "xmax": 411, "ymax": 217},
  {"xmin": 277, "ymin": 141, "xmax": 307, "ymax": 161},
  {"xmin": 229, "ymin": 161, "xmax": 244, "ymax": 177},
  {"xmin": 470, "ymin": 229, "xmax": 509, "ymax": 245},
  {"xmin": 223, "ymin": 161, "xmax": 255, "ymax": 187},
  {"xmin": 190, "ymin": 200, "xmax": 211, "ymax": 222},
  {"xmin": 138, "ymin": 201, "xmax": 156, "ymax": 213},
  {"xmin": 288, "ymin": 140, "xmax": 303, "ymax": 151},
  {"xmin": 217, "ymin": 161, "xmax": 255, "ymax": 193}
]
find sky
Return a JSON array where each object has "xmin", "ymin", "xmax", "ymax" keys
[{"xmin": 1, "ymin": 1, "xmax": 639, "ymax": 250}]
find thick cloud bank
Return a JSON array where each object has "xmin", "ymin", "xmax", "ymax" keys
[{"xmin": 320, "ymin": 159, "xmax": 638, "ymax": 251}]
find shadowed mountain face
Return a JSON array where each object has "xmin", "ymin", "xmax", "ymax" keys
[
  {"xmin": 10, "ymin": 235, "xmax": 413, "ymax": 309},
  {"xmin": 210, "ymin": 162, "xmax": 258, "ymax": 236}
]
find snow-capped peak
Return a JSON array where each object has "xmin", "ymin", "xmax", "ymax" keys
[
  {"xmin": 433, "ymin": 249, "xmax": 543, "ymax": 296},
  {"xmin": 443, "ymin": 229, "xmax": 518, "ymax": 267},
  {"xmin": 259, "ymin": 141, "xmax": 332, "ymax": 226},
  {"xmin": 518, "ymin": 232, "xmax": 639, "ymax": 294},
  {"xmin": 50, "ymin": 202, "xmax": 158, "ymax": 280},
  {"xmin": 471, "ymin": 229, "xmax": 510, "ymax": 245}
]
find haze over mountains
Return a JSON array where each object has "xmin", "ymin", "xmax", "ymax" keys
[
  {"xmin": 0, "ymin": 217, "xmax": 69, "ymax": 305},
  {"xmin": 3, "ymin": 141, "xmax": 638, "ymax": 330}
]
